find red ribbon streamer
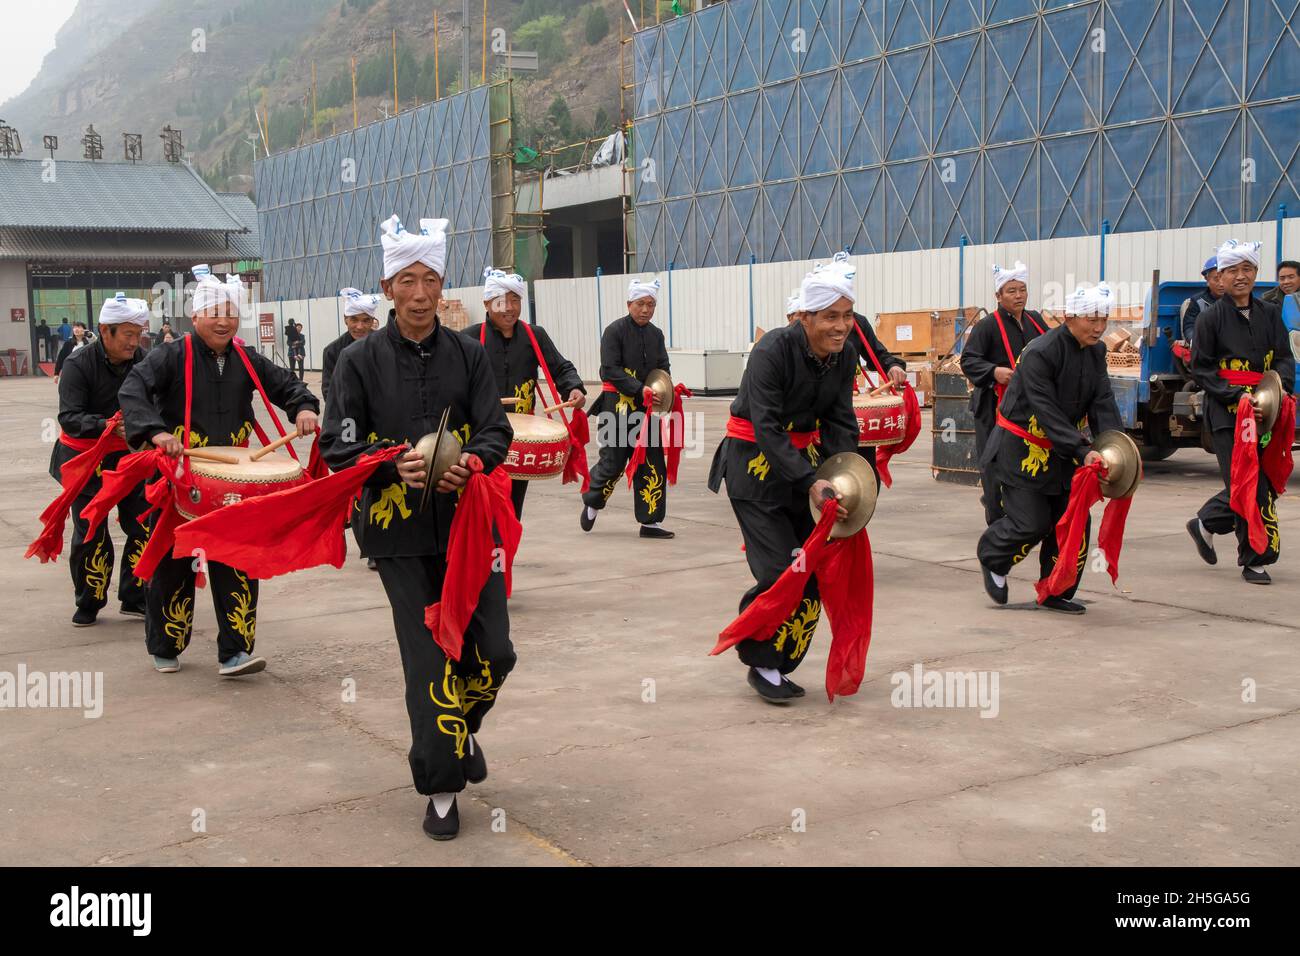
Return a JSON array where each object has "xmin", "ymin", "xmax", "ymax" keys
[
  {"xmin": 711, "ymin": 500, "xmax": 875, "ymax": 702},
  {"xmin": 172, "ymin": 444, "xmax": 406, "ymax": 580},
  {"xmin": 1218, "ymin": 370, "xmax": 1294, "ymax": 553},
  {"xmin": 80, "ymin": 448, "xmax": 193, "ymax": 584},
  {"xmin": 423, "ymin": 463, "xmax": 522, "ymax": 662},
  {"xmin": 1033, "ymin": 461, "xmax": 1133, "ymax": 603},
  {"xmin": 624, "ymin": 382, "xmax": 692, "ymax": 486},
  {"xmin": 26, "ymin": 413, "xmax": 129, "ymax": 563}
]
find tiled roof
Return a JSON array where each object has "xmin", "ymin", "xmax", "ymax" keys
[{"xmin": 0, "ymin": 227, "xmax": 257, "ymax": 264}]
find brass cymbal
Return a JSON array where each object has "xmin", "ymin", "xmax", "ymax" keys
[
  {"xmin": 1253, "ymin": 369, "xmax": 1284, "ymax": 433},
  {"xmin": 643, "ymin": 368, "xmax": 674, "ymax": 414},
  {"xmin": 413, "ymin": 408, "xmax": 462, "ymax": 513},
  {"xmin": 1093, "ymin": 429, "xmax": 1142, "ymax": 500},
  {"xmin": 808, "ymin": 452, "xmax": 878, "ymax": 539}
]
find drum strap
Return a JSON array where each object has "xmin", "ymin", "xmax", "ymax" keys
[
  {"xmin": 853, "ymin": 322, "xmax": 889, "ymax": 382},
  {"xmin": 993, "ymin": 310, "xmax": 1045, "ymax": 405},
  {"xmin": 853, "ymin": 320, "xmax": 919, "ymax": 489}
]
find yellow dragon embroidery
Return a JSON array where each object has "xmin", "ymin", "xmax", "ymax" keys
[
  {"xmin": 369, "ymin": 484, "xmax": 412, "ymax": 528},
  {"xmin": 615, "ymin": 367, "xmax": 637, "ymax": 414},
  {"xmin": 773, "ymin": 598, "xmax": 821, "ymax": 661},
  {"xmin": 84, "ymin": 538, "xmax": 110, "ymax": 601},
  {"xmin": 747, "ymin": 451, "xmax": 770, "ymax": 480},
  {"xmin": 228, "ymin": 421, "xmax": 254, "ymax": 446},
  {"xmin": 173, "ymin": 426, "xmax": 209, "ymax": 448},
  {"xmin": 639, "ymin": 463, "xmax": 664, "ymax": 515},
  {"xmin": 163, "ymin": 587, "xmax": 193, "ymax": 653},
  {"xmin": 513, "ymin": 379, "xmax": 536, "ymax": 414},
  {"xmin": 225, "ymin": 570, "xmax": 256, "ymax": 651},
  {"xmin": 1019, "ymin": 415, "xmax": 1050, "ymax": 477},
  {"xmin": 429, "ymin": 660, "xmax": 470, "ymax": 758},
  {"xmin": 1263, "ymin": 495, "xmax": 1280, "ymax": 553}
]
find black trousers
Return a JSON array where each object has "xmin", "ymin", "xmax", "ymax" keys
[
  {"xmin": 289, "ymin": 350, "xmax": 305, "ymax": 380},
  {"xmin": 69, "ymin": 483, "xmax": 151, "ymax": 612},
  {"xmin": 1197, "ymin": 427, "xmax": 1280, "ymax": 568},
  {"xmin": 729, "ymin": 494, "xmax": 823, "ymax": 674},
  {"xmin": 974, "ymin": 413, "xmax": 1004, "ymax": 526},
  {"xmin": 581, "ymin": 440, "xmax": 668, "ymax": 525},
  {"xmin": 375, "ymin": 555, "xmax": 515, "ymax": 795},
  {"xmin": 510, "ymin": 479, "xmax": 528, "ymax": 520},
  {"xmin": 977, "ymin": 483, "xmax": 1089, "ymax": 601},
  {"xmin": 145, "ymin": 552, "xmax": 259, "ymax": 663}
]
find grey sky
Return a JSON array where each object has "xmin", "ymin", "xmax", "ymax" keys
[{"xmin": 0, "ymin": 1, "xmax": 80, "ymax": 104}]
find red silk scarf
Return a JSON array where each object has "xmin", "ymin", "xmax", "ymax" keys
[
  {"xmin": 1033, "ymin": 460, "xmax": 1133, "ymax": 603},
  {"xmin": 1221, "ymin": 369, "xmax": 1296, "ymax": 553},
  {"xmin": 624, "ymin": 381, "xmax": 693, "ymax": 486},
  {"xmin": 712, "ymin": 500, "xmax": 875, "ymax": 702},
  {"xmin": 423, "ymin": 460, "xmax": 522, "ymax": 662}
]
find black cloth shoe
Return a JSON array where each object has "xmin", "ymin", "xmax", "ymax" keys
[
  {"xmin": 463, "ymin": 736, "xmax": 487, "ymax": 784},
  {"xmin": 118, "ymin": 602, "xmax": 146, "ymax": 620},
  {"xmin": 1242, "ymin": 566, "xmax": 1272, "ymax": 585},
  {"xmin": 72, "ymin": 607, "xmax": 98, "ymax": 627},
  {"xmin": 423, "ymin": 796, "xmax": 459, "ymax": 841},
  {"xmin": 639, "ymin": 525, "xmax": 675, "ymax": 539},
  {"xmin": 1041, "ymin": 596, "xmax": 1086, "ymax": 614},
  {"xmin": 781, "ymin": 675, "xmax": 806, "ymax": 698},
  {"xmin": 580, "ymin": 507, "xmax": 597, "ymax": 533},
  {"xmin": 747, "ymin": 667, "xmax": 798, "ymax": 704},
  {"xmin": 366, "ymin": 557, "xmax": 377, "ymax": 571},
  {"xmin": 1186, "ymin": 518, "xmax": 1217, "ymax": 565},
  {"xmin": 981, "ymin": 565, "xmax": 1008, "ymax": 605}
]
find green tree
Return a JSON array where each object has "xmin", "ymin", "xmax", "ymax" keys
[
  {"xmin": 585, "ymin": 5, "xmax": 609, "ymax": 45},
  {"xmin": 516, "ymin": 15, "xmax": 567, "ymax": 71}
]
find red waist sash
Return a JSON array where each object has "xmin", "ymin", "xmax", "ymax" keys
[
  {"xmin": 726, "ymin": 416, "xmax": 820, "ymax": 449},
  {"xmin": 996, "ymin": 411, "xmax": 1053, "ymax": 450},
  {"xmin": 59, "ymin": 430, "xmax": 126, "ymax": 454}
]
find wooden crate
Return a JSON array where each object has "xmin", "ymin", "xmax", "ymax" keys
[
  {"xmin": 874, "ymin": 307, "xmax": 980, "ymax": 355},
  {"xmin": 438, "ymin": 298, "xmax": 469, "ymax": 331}
]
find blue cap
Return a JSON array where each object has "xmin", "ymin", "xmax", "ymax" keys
[{"xmin": 1202, "ymin": 255, "xmax": 1218, "ymax": 275}]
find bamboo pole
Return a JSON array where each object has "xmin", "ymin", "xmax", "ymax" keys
[
  {"xmin": 311, "ymin": 61, "xmax": 318, "ymax": 139},
  {"xmin": 481, "ymin": 0, "xmax": 487, "ymax": 85},
  {"xmin": 351, "ymin": 56, "xmax": 358, "ymax": 128},
  {"xmin": 434, "ymin": 10, "xmax": 440, "ymax": 100},
  {"xmin": 392, "ymin": 29, "xmax": 398, "ymax": 114}
]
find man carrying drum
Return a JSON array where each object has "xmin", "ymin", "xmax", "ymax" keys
[
  {"xmin": 960, "ymin": 261, "xmax": 1047, "ymax": 525},
  {"xmin": 118, "ymin": 265, "xmax": 319, "ymax": 675},
  {"xmin": 1186, "ymin": 239, "xmax": 1296, "ymax": 584},
  {"xmin": 29, "ymin": 294, "xmax": 152, "ymax": 626},
  {"xmin": 321, "ymin": 215, "xmax": 515, "ymax": 841},
  {"xmin": 463, "ymin": 267, "xmax": 585, "ymax": 518},
  {"xmin": 580, "ymin": 278, "xmax": 675, "ymax": 539},
  {"xmin": 707, "ymin": 266, "xmax": 860, "ymax": 703},
  {"xmin": 976, "ymin": 282, "xmax": 1123, "ymax": 614}
]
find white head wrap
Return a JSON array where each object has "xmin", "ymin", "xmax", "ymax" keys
[
  {"xmin": 800, "ymin": 254, "xmax": 856, "ymax": 312},
  {"xmin": 482, "ymin": 267, "xmax": 526, "ymax": 302},
  {"xmin": 1214, "ymin": 239, "xmax": 1262, "ymax": 270},
  {"xmin": 98, "ymin": 292, "xmax": 149, "ymax": 327},
  {"xmin": 339, "ymin": 287, "xmax": 380, "ymax": 317},
  {"xmin": 380, "ymin": 215, "xmax": 449, "ymax": 280},
  {"xmin": 992, "ymin": 261, "xmax": 1030, "ymax": 294},
  {"xmin": 1064, "ymin": 281, "xmax": 1114, "ymax": 317},
  {"xmin": 627, "ymin": 278, "xmax": 661, "ymax": 303},
  {"xmin": 785, "ymin": 289, "xmax": 803, "ymax": 316},
  {"xmin": 191, "ymin": 264, "xmax": 246, "ymax": 316}
]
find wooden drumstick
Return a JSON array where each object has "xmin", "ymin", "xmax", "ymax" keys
[
  {"xmin": 500, "ymin": 396, "xmax": 521, "ymax": 406},
  {"xmin": 539, "ymin": 397, "xmax": 580, "ymax": 415},
  {"xmin": 182, "ymin": 448, "xmax": 241, "ymax": 465},
  {"xmin": 867, "ymin": 381, "xmax": 897, "ymax": 397},
  {"xmin": 250, "ymin": 432, "xmax": 296, "ymax": 461}
]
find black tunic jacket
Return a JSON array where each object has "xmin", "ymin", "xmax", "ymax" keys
[
  {"xmin": 461, "ymin": 321, "xmax": 585, "ymax": 414},
  {"xmin": 1191, "ymin": 295, "xmax": 1295, "ymax": 433},
  {"xmin": 118, "ymin": 335, "xmax": 318, "ymax": 450},
  {"xmin": 319, "ymin": 312, "xmax": 513, "ymax": 557},
  {"xmin": 588, "ymin": 314, "xmax": 671, "ymax": 424},
  {"xmin": 960, "ymin": 308, "xmax": 1046, "ymax": 429},
  {"xmin": 321, "ymin": 330, "xmax": 360, "ymax": 407},
  {"xmin": 708, "ymin": 322, "xmax": 859, "ymax": 501},
  {"xmin": 985, "ymin": 324, "xmax": 1122, "ymax": 494},
  {"xmin": 49, "ymin": 338, "xmax": 145, "ymax": 483}
]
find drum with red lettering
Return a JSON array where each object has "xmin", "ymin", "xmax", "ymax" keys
[
  {"xmin": 854, "ymin": 392, "xmax": 907, "ymax": 447},
  {"xmin": 502, "ymin": 413, "xmax": 570, "ymax": 480},
  {"xmin": 175, "ymin": 447, "xmax": 308, "ymax": 520}
]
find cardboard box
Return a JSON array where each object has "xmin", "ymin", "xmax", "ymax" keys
[{"xmin": 874, "ymin": 307, "xmax": 979, "ymax": 355}]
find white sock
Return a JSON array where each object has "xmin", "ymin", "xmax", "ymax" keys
[
  {"xmin": 991, "ymin": 572, "xmax": 1007, "ymax": 588},
  {"xmin": 431, "ymin": 792, "xmax": 456, "ymax": 818},
  {"xmin": 645, "ymin": 521, "xmax": 663, "ymax": 529},
  {"xmin": 468, "ymin": 734, "xmax": 476, "ymax": 756},
  {"xmin": 1197, "ymin": 520, "xmax": 1215, "ymax": 545},
  {"xmin": 756, "ymin": 666, "xmax": 782, "ymax": 686},
  {"xmin": 585, "ymin": 506, "xmax": 597, "ymax": 520}
]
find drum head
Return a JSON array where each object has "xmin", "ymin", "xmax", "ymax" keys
[
  {"xmin": 854, "ymin": 391, "xmax": 904, "ymax": 410},
  {"xmin": 809, "ymin": 452, "xmax": 879, "ymax": 539},
  {"xmin": 187, "ymin": 446, "xmax": 303, "ymax": 480},
  {"xmin": 507, "ymin": 412, "xmax": 568, "ymax": 441}
]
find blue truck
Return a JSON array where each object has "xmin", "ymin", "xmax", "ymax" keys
[{"xmin": 1109, "ymin": 279, "xmax": 1298, "ymax": 460}]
